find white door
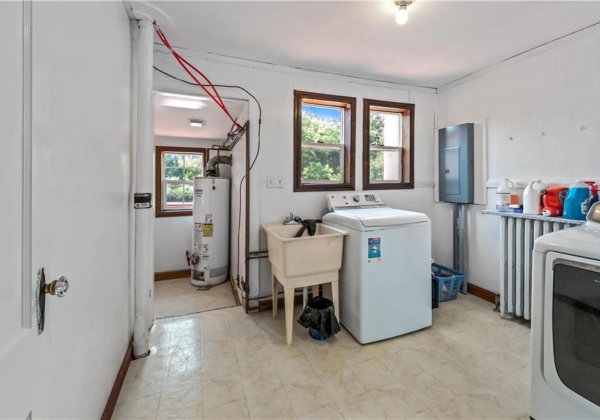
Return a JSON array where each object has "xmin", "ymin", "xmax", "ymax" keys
[
  {"xmin": 1, "ymin": 1, "xmax": 133, "ymax": 418},
  {"xmin": 0, "ymin": 1, "xmax": 35, "ymax": 417}
]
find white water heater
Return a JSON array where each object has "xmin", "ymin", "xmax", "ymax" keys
[{"xmin": 192, "ymin": 177, "xmax": 230, "ymax": 286}]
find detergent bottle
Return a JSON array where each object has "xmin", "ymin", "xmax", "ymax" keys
[
  {"xmin": 496, "ymin": 178, "xmax": 515, "ymax": 212},
  {"xmin": 541, "ymin": 186, "xmax": 569, "ymax": 217},
  {"xmin": 563, "ymin": 180, "xmax": 591, "ymax": 220},
  {"xmin": 523, "ymin": 179, "xmax": 547, "ymax": 215},
  {"xmin": 581, "ymin": 182, "xmax": 599, "ymax": 216}
]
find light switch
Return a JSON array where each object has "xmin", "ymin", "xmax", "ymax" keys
[{"xmin": 267, "ymin": 175, "xmax": 283, "ymax": 188}]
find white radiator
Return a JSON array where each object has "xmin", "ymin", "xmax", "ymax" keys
[{"xmin": 497, "ymin": 214, "xmax": 584, "ymax": 320}]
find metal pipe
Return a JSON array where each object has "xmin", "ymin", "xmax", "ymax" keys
[{"xmin": 133, "ymin": 19, "xmax": 154, "ymax": 359}]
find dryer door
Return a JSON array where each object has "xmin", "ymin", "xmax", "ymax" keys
[{"xmin": 543, "ymin": 252, "xmax": 600, "ymax": 414}]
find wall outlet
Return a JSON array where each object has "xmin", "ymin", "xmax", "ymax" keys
[{"xmin": 267, "ymin": 175, "xmax": 283, "ymax": 188}]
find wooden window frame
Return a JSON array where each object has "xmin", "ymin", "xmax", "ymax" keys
[
  {"xmin": 155, "ymin": 145, "xmax": 207, "ymax": 218},
  {"xmin": 293, "ymin": 90, "xmax": 356, "ymax": 192},
  {"xmin": 362, "ymin": 99, "xmax": 414, "ymax": 190}
]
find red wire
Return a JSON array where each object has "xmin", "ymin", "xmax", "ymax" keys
[{"xmin": 154, "ymin": 24, "xmax": 242, "ymax": 133}]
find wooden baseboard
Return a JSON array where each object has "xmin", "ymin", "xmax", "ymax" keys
[
  {"xmin": 467, "ymin": 283, "xmax": 497, "ymax": 304},
  {"xmin": 154, "ymin": 269, "xmax": 190, "ymax": 281},
  {"xmin": 101, "ymin": 337, "xmax": 133, "ymax": 420}
]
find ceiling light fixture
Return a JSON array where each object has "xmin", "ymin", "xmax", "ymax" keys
[
  {"xmin": 156, "ymin": 92, "xmax": 209, "ymax": 110},
  {"xmin": 189, "ymin": 119, "xmax": 205, "ymax": 128},
  {"xmin": 394, "ymin": 0, "xmax": 413, "ymax": 25}
]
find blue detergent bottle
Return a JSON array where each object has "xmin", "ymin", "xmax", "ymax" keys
[{"xmin": 563, "ymin": 180, "xmax": 591, "ymax": 220}]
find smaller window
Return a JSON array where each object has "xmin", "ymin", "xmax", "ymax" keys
[
  {"xmin": 155, "ymin": 146, "xmax": 207, "ymax": 217},
  {"xmin": 363, "ymin": 99, "xmax": 414, "ymax": 190},
  {"xmin": 294, "ymin": 90, "xmax": 356, "ymax": 192}
]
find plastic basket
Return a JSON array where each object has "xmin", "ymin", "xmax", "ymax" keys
[{"xmin": 431, "ymin": 263, "xmax": 464, "ymax": 302}]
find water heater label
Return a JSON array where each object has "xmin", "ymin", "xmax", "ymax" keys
[
  {"xmin": 195, "ymin": 188, "xmax": 203, "ymax": 197},
  {"xmin": 194, "ymin": 223, "xmax": 203, "ymax": 231},
  {"xmin": 368, "ymin": 237, "xmax": 381, "ymax": 262},
  {"xmin": 202, "ymin": 243, "xmax": 209, "ymax": 258},
  {"xmin": 205, "ymin": 214, "xmax": 213, "ymax": 223},
  {"xmin": 203, "ymin": 223, "xmax": 214, "ymax": 237}
]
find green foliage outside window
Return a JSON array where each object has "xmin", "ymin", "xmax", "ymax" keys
[
  {"xmin": 300, "ymin": 111, "xmax": 342, "ymax": 181},
  {"xmin": 164, "ymin": 153, "xmax": 203, "ymax": 204},
  {"xmin": 369, "ymin": 113, "xmax": 385, "ymax": 181}
]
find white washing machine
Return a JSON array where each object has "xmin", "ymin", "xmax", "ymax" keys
[
  {"xmin": 322, "ymin": 192, "xmax": 432, "ymax": 344},
  {"xmin": 531, "ymin": 202, "xmax": 600, "ymax": 419}
]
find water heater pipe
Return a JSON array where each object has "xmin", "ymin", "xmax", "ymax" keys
[
  {"xmin": 132, "ymin": 18, "xmax": 154, "ymax": 358},
  {"xmin": 205, "ymin": 155, "xmax": 232, "ymax": 177}
]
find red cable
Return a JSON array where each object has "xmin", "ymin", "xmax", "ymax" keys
[{"xmin": 154, "ymin": 24, "xmax": 242, "ymax": 133}]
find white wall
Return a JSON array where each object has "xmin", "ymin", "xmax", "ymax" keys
[
  {"xmin": 437, "ymin": 26, "xmax": 600, "ymax": 293},
  {"xmin": 154, "ymin": 135, "xmax": 232, "ymax": 273},
  {"xmin": 154, "ymin": 48, "xmax": 451, "ymax": 303},
  {"xmin": 30, "ymin": 2, "xmax": 133, "ymax": 417}
]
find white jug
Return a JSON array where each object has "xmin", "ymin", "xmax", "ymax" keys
[
  {"xmin": 496, "ymin": 178, "xmax": 514, "ymax": 212},
  {"xmin": 523, "ymin": 179, "xmax": 547, "ymax": 215}
]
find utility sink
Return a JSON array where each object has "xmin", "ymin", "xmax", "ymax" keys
[
  {"xmin": 262, "ymin": 223, "xmax": 347, "ymax": 278},
  {"xmin": 262, "ymin": 223, "xmax": 347, "ymax": 345}
]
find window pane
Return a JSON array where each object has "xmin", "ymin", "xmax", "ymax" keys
[
  {"xmin": 185, "ymin": 155, "xmax": 203, "ymax": 180},
  {"xmin": 165, "ymin": 168, "xmax": 184, "ymax": 180},
  {"xmin": 371, "ymin": 112, "xmax": 401, "ymax": 147},
  {"xmin": 370, "ymin": 150, "xmax": 401, "ymax": 182},
  {"xmin": 301, "ymin": 147, "xmax": 342, "ymax": 182},
  {"xmin": 166, "ymin": 183, "xmax": 184, "ymax": 206},
  {"xmin": 164, "ymin": 154, "xmax": 183, "ymax": 168},
  {"xmin": 301, "ymin": 105, "xmax": 343, "ymax": 145},
  {"xmin": 183, "ymin": 184, "xmax": 194, "ymax": 204}
]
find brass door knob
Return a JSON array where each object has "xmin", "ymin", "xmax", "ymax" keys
[{"xmin": 44, "ymin": 276, "xmax": 69, "ymax": 297}]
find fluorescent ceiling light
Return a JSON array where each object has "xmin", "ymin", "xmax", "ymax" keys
[
  {"xmin": 189, "ymin": 119, "xmax": 205, "ymax": 128},
  {"xmin": 156, "ymin": 92, "xmax": 208, "ymax": 110}
]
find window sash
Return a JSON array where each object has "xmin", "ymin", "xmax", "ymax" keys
[
  {"xmin": 156, "ymin": 146, "xmax": 206, "ymax": 216},
  {"xmin": 294, "ymin": 90, "xmax": 356, "ymax": 192},
  {"xmin": 300, "ymin": 143, "xmax": 345, "ymax": 184}
]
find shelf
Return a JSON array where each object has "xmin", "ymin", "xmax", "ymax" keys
[{"xmin": 481, "ymin": 210, "xmax": 586, "ymax": 225}]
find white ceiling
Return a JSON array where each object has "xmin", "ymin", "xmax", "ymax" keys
[
  {"xmin": 154, "ymin": 92, "xmax": 249, "ymax": 139},
  {"xmin": 148, "ymin": 1, "xmax": 600, "ymax": 88}
]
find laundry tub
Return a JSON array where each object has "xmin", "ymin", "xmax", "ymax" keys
[{"xmin": 262, "ymin": 223, "xmax": 347, "ymax": 344}]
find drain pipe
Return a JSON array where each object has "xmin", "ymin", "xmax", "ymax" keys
[
  {"xmin": 205, "ymin": 155, "xmax": 232, "ymax": 177},
  {"xmin": 132, "ymin": 18, "xmax": 154, "ymax": 359}
]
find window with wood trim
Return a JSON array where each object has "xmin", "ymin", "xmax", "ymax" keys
[
  {"xmin": 155, "ymin": 146, "xmax": 207, "ymax": 217},
  {"xmin": 294, "ymin": 91, "xmax": 356, "ymax": 192},
  {"xmin": 363, "ymin": 99, "xmax": 414, "ymax": 190}
]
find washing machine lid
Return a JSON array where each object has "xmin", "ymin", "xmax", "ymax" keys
[
  {"xmin": 323, "ymin": 207, "xmax": 429, "ymax": 230},
  {"xmin": 534, "ymin": 225, "xmax": 600, "ymax": 260}
]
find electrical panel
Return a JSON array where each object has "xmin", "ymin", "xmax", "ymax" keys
[{"xmin": 438, "ymin": 123, "xmax": 474, "ymax": 204}]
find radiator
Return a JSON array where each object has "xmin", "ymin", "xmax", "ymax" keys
[{"xmin": 498, "ymin": 214, "xmax": 584, "ymax": 320}]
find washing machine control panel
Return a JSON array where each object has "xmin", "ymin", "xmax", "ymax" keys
[{"xmin": 327, "ymin": 192, "xmax": 386, "ymax": 210}]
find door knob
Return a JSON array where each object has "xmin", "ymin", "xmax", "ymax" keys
[
  {"xmin": 44, "ymin": 276, "xmax": 69, "ymax": 297},
  {"xmin": 36, "ymin": 269, "xmax": 69, "ymax": 334}
]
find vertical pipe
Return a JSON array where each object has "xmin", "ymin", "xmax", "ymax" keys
[{"xmin": 133, "ymin": 19, "xmax": 154, "ymax": 358}]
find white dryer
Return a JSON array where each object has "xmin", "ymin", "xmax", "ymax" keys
[
  {"xmin": 531, "ymin": 202, "xmax": 600, "ymax": 419},
  {"xmin": 322, "ymin": 192, "xmax": 432, "ymax": 344}
]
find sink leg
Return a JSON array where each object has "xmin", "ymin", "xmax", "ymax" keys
[
  {"xmin": 331, "ymin": 279, "xmax": 339, "ymax": 321},
  {"xmin": 272, "ymin": 274, "xmax": 278, "ymax": 319},
  {"xmin": 284, "ymin": 286, "xmax": 295, "ymax": 345}
]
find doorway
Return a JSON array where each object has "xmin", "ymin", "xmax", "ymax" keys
[{"xmin": 153, "ymin": 91, "xmax": 249, "ymax": 318}]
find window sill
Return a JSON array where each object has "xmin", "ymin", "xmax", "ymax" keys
[
  {"xmin": 363, "ymin": 182, "xmax": 414, "ymax": 190},
  {"xmin": 294, "ymin": 182, "xmax": 355, "ymax": 193},
  {"xmin": 155, "ymin": 209, "xmax": 193, "ymax": 218}
]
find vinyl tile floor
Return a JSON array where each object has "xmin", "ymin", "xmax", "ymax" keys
[
  {"xmin": 154, "ymin": 278, "xmax": 238, "ymax": 319},
  {"xmin": 114, "ymin": 294, "xmax": 531, "ymax": 419}
]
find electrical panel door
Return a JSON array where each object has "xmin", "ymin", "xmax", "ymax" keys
[{"xmin": 438, "ymin": 123, "xmax": 474, "ymax": 204}]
